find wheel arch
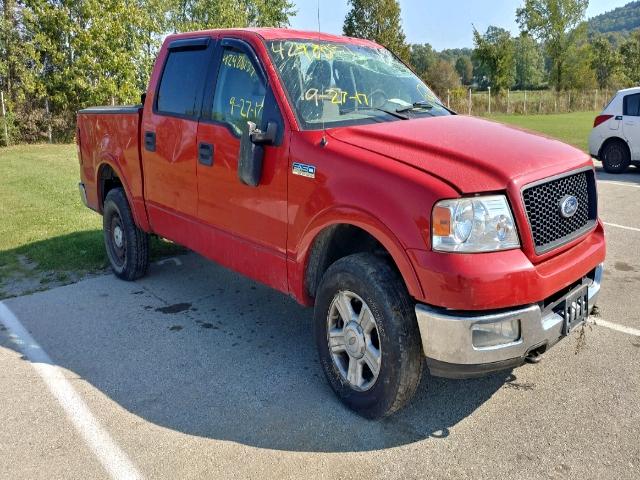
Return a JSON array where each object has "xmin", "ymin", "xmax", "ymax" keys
[
  {"xmin": 599, "ymin": 136, "xmax": 630, "ymax": 159},
  {"xmin": 95, "ymin": 159, "xmax": 151, "ymax": 231},
  {"xmin": 299, "ymin": 211, "xmax": 423, "ymax": 306}
]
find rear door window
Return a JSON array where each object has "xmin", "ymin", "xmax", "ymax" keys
[
  {"xmin": 156, "ymin": 47, "xmax": 212, "ymax": 118},
  {"xmin": 623, "ymin": 93, "xmax": 640, "ymax": 117}
]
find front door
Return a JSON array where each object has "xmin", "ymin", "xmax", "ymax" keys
[{"xmin": 195, "ymin": 38, "xmax": 289, "ymax": 291}]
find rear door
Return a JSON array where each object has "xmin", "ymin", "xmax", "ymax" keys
[
  {"xmin": 194, "ymin": 37, "xmax": 289, "ymax": 291},
  {"xmin": 622, "ymin": 92, "xmax": 640, "ymax": 160},
  {"xmin": 141, "ymin": 37, "xmax": 215, "ymax": 242}
]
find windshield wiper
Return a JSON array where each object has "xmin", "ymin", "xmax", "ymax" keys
[
  {"xmin": 341, "ymin": 106, "xmax": 409, "ymax": 120},
  {"xmin": 395, "ymin": 101, "xmax": 435, "ymax": 113}
]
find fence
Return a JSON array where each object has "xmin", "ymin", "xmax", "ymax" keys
[
  {"xmin": 0, "ymin": 88, "xmax": 619, "ymax": 146},
  {"xmin": 444, "ymin": 88, "xmax": 614, "ymax": 116}
]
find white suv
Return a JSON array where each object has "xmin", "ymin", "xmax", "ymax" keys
[{"xmin": 589, "ymin": 87, "xmax": 640, "ymax": 173}]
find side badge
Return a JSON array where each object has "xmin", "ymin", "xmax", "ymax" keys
[{"xmin": 292, "ymin": 162, "xmax": 316, "ymax": 179}]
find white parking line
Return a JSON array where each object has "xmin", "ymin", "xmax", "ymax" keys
[
  {"xmin": 593, "ymin": 318, "xmax": 640, "ymax": 337},
  {"xmin": 598, "ymin": 180, "xmax": 640, "ymax": 189},
  {"xmin": 0, "ymin": 302, "xmax": 143, "ymax": 480},
  {"xmin": 604, "ymin": 222, "xmax": 640, "ymax": 233}
]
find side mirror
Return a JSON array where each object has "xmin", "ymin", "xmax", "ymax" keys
[
  {"xmin": 238, "ymin": 121, "xmax": 279, "ymax": 187},
  {"xmin": 250, "ymin": 121, "xmax": 278, "ymax": 145},
  {"xmin": 238, "ymin": 122, "xmax": 263, "ymax": 187}
]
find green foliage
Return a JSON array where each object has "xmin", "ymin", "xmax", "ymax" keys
[
  {"xmin": 590, "ymin": 35, "xmax": 623, "ymax": 89},
  {"xmin": 409, "ymin": 44, "xmax": 470, "ymax": 92},
  {"xmin": 517, "ymin": 0, "xmax": 589, "ymax": 90},
  {"xmin": 167, "ymin": 0, "xmax": 293, "ymax": 32},
  {"xmin": 424, "ymin": 59, "xmax": 461, "ymax": 97},
  {"xmin": 409, "ymin": 43, "xmax": 438, "ymax": 78},
  {"xmin": 455, "ymin": 56, "xmax": 473, "ymax": 85},
  {"xmin": 0, "ymin": 0, "xmax": 294, "ymax": 143},
  {"xmin": 343, "ymin": 0, "xmax": 410, "ymax": 62},
  {"xmin": 514, "ymin": 33, "xmax": 546, "ymax": 89},
  {"xmin": 588, "ymin": 1, "xmax": 640, "ymax": 36},
  {"xmin": 472, "ymin": 26, "xmax": 516, "ymax": 92},
  {"xmin": 563, "ymin": 39, "xmax": 597, "ymax": 90},
  {"xmin": 620, "ymin": 30, "xmax": 640, "ymax": 84}
]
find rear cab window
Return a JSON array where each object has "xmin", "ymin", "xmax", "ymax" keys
[{"xmin": 155, "ymin": 41, "xmax": 212, "ymax": 118}]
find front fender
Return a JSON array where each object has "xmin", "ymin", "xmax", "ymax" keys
[{"xmin": 288, "ymin": 206, "xmax": 424, "ymax": 306}]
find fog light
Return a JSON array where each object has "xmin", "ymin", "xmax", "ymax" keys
[{"xmin": 472, "ymin": 319, "xmax": 521, "ymax": 348}]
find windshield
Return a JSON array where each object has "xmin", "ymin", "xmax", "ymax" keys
[{"xmin": 266, "ymin": 40, "xmax": 451, "ymax": 129}]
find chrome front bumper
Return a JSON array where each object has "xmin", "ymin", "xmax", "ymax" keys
[{"xmin": 416, "ymin": 264, "xmax": 603, "ymax": 379}]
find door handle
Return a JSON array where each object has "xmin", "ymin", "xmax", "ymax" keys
[
  {"xmin": 144, "ymin": 131, "xmax": 156, "ymax": 152},
  {"xmin": 615, "ymin": 116, "xmax": 623, "ymax": 121},
  {"xmin": 198, "ymin": 142, "xmax": 214, "ymax": 166}
]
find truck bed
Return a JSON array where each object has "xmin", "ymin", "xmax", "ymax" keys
[{"xmin": 76, "ymin": 105, "xmax": 148, "ymax": 229}]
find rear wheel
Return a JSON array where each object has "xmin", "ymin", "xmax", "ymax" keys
[
  {"xmin": 103, "ymin": 188, "xmax": 149, "ymax": 280},
  {"xmin": 314, "ymin": 253, "xmax": 423, "ymax": 419},
  {"xmin": 601, "ymin": 140, "xmax": 630, "ymax": 173}
]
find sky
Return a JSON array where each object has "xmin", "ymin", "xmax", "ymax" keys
[{"xmin": 291, "ymin": 0, "xmax": 631, "ymax": 50}]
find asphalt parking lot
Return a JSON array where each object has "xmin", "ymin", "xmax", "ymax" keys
[{"xmin": 1, "ymin": 165, "xmax": 639, "ymax": 480}]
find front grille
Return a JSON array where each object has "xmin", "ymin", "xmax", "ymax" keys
[{"xmin": 522, "ymin": 169, "xmax": 597, "ymax": 254}]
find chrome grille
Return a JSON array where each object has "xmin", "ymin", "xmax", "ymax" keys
[{"xmin": 522, "ymin": 170, "xmax": 596, "ymax": 254}]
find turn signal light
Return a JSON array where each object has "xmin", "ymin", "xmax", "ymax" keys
[
  {"xmin": 432, "ymin": 205, "xmax": 451, "ymax": 236},
  {"xmin": 593, "ymin": 115, "xmax": 613, "ymax": 128}
]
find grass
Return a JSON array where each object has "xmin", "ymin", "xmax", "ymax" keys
[
  {"xmin": 487, "ymin": 111, "xmax": 597, "ymax": 152},
  {"xmin": 0, "ymin": 144, "xmax": 182, "ymax": 296}
]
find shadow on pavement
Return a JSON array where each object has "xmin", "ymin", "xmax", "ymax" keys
[
  {"xmin": 595, "ymin": 164, "xmax": 640, "ymax": 185},
  {"xmin": 0, "ymin": 252, "xmax": 513, "ymax": 453}
]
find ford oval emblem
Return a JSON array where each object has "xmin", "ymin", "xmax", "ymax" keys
[{"xmin": 560, "ymin": 195, "xmax": 579, "ymax": 218}]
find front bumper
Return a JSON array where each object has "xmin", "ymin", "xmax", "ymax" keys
[{"xmin": 416, "ymin": 264, "xmax": 603, "ymax": 379}]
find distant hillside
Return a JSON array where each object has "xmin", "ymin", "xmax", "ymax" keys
[{"xmin": 589, "ymin": 1, "xmax": 640, "ymax": 35}]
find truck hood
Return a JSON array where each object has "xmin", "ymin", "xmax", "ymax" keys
[{"xmin": 327, "ymin": 115, "xmax": 591, "ymax": 193}]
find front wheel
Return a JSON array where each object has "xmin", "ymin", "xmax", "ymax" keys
[
  {"xmin": 314, "ymin": 253, "xmax": 423, "ymax": 419},
  {"xmin": 103, "ymin": 188, "xmax": 149, "ymax": 280}
]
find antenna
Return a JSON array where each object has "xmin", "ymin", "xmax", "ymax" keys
[{"xmin": 317, "ymin": 0, "xmax": 328, "ymax": 147}]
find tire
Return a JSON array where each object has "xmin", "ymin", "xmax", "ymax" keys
[
  {"xmin": 314, "ymin": 253, "xmax": 423, "ymax": 419},
  {"xmin": 601, "ymin": 140, "xmax": 631, "ymax": 173},
  {"xmin": 103, "ymin": 187, "xmax": 149, "ymax": 280}
]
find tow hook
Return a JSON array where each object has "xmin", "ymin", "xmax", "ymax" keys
[{"xmin": 525, "ymin": 347, "xmax": 545, "ymax": 364}]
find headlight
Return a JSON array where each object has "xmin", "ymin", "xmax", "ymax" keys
[{"xmin": 432, "ymin": 195, "xmax": 519, "ymax": 252}]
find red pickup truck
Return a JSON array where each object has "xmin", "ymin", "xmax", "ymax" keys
[{"xmin": 77, "ymin": 28, "xmax": 605, "ymax": 419}]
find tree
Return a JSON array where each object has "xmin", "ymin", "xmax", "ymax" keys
[
  {"xmin": 424, "ymin": 59, "xmax": 460, "ymax": 97},
  {"xmin": 516, "ymin": 0, "xmax": 589, "ymax": 91},
  {"xmin": 343, "ymin": 0, "xmax": 410, "ymax": 62},
  {"xmin": 409, "ymin": 43, "xmax": 438, "ymax": 79},
  {"xmin": 472, "ymin": 26, "xmax": 515, "ymax": 92},
  {"xmin": 455, "ymin": 56, "xmax": 473, "ymax": 85},
  {"xmin": 564, "ymin": 40, "xmax": 596, "ymax": 90},
  {"xmin": 620, "ymin": 30, "xmax": 640, "ymax": 85},
  {"xmin": 8, "ymin": 0, "xmax": 295, "ymax": 142},
  {"xmin": 514, "ymin": 33, "xmax": 545, "ymax": 89},
  {"xmin": 168, "ymin": 0, "xmax": 294, "ymax": 32},
  {"xmin": 590, "ymin": 35, "xmax": 621, "ymax": 89}
]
